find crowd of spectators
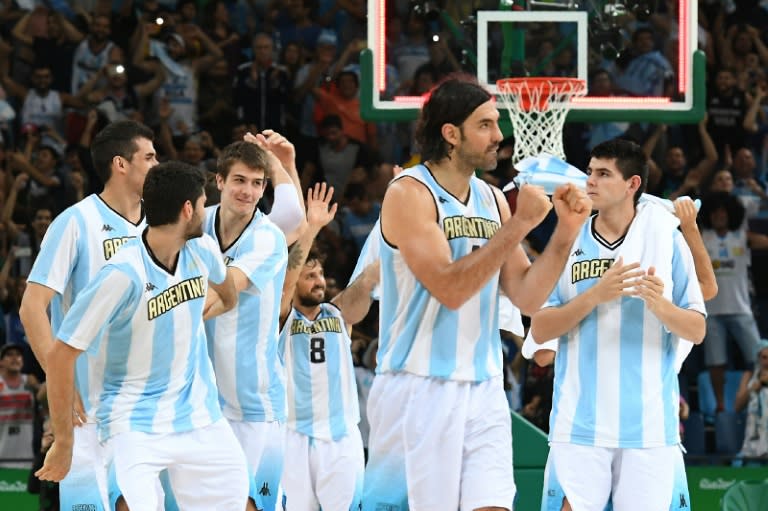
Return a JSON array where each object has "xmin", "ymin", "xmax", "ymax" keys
[{"xmin": 0, "ymin": 1, "xmax": 767, "ymax": 503}]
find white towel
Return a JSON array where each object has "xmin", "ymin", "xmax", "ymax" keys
[
  {"xmin": 498, "ymin": 295, "xmax": 524, "ymax": 337},
  {"xmin": 616, "ymin": 200, "xmax": 678, "ymax": 301},
  {"xmin": 521, "ymin": 330, "xmax": 559, "ymax": 360},
  {"xmin": 616, "ymin": 200, "xmax": 697, "ymax": 367}
]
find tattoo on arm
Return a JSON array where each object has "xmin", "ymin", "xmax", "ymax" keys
[{"xmin": 288, "ymin": 244, "xmax": 305, "ymax": 270}]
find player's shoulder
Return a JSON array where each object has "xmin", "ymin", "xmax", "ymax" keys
[
  {"xmin": 248, "ymin": 211, "xmax": 287, "ymax": 242},
  {"xmin": 188, "ymin": 232, "xmax": 219, "ymax": 253},
  {"xmin": 49, "ymin": 195, "xmax": 97, "ymax": 226}
]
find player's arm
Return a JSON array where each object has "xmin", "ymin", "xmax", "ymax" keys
[
  {"xmin": 383, "ymin": 178, "xmax": 552, "ymax": 311},
  {"xmin": 203, "ymin": 266, "xmax": 251, "ymax": 320},
  {"xmin": 279, "ymin": 183, "xmax": 337, "ymax": 325},
  {"xmin": 530, "ymin": 257, "xmax": 644, "ymax": 341},
  {"xmin": 332, "ymin": 260, "xmax": 379, "ymax": 326},
  {"xmin": 35, "ymin": 340, "xmax": 81, "ymax": 482},
  {"xmin": 533, "ymin": 350, "xmax": 556, "ymax": 367},
  {"xmin": 632, "ymin": 265, "xmax": 706, "ymax": 343},
  {"xmin": 205, "ymin": 275, "xmax": 237, "ymax": 319},
  {"xmin": 19, "ymin": 283, "xmax": 58, "ymax": 372},
  {"xmin": 247, "ymin": 130, "xmax": 307, "ymax": 243},
  {"xmin": 498, "ymin": 184, "xmax": 592, "ymax": 315},
  {"xmin": 675, "ymin": 199, "xmax": 718, "ymax": 301}
]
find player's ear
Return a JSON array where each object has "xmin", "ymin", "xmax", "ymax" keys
[{"xmin": 441, "ymin": 122, "xmax": 460, "ymax": 147}]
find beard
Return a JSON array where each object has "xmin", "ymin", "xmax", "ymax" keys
[
  {"xmin": 297, "ymin": 289, "xmax": 324, "ymax": 307},
  {"xmin": 185, "ymin": 212, "xmax": 204, "ymax": 240}
]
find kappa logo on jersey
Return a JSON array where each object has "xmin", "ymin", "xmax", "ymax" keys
[
  {"xmin": 258, "ymin": 482, "xmax": 271, "ymax": 496},
  {"xmin": 438, "ymin": 196, "xmax": 449, "ymax": 203},
  {"xmin": 146, "ymin": 276, "xmax": 205, "ymax": 320},
  {"xmin": 223, "ymin": 255, "xmax": 233, "ymax": 265},
  {"xmin": 442, "ymin": 215, "xmax": 499, "ymax": 241},
  {"xmin": 679, "ymin": 493, "xmax": 688, "ymax": 508},
  {"xmin": 572, "ymin": 248, "xmax": 585, "ymax": 256},
  {"xmin": 145, "ymin": 282, "xmax": 157, "ymax": 292},
  {"xmin": 102, "ymin": 235, "xmax": 136, "ymax": 260},
  {"xmin": 101, "ymin": 224, "xmax": 114, "ymax": 232},
  {"xmin": 290, "ymin": 317, "xmax": 343, "ymax": 335},
  {"xmin": 571, "ymin": 258, "xmax": 613, "ymax": 284}
]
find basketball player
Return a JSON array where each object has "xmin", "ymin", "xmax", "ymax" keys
[
  {"xmin": 362, "ymin": 75, "xmax": 592, "ymax": 511},
  {"xmin": 20, "ymin": 120, "xmax": 157, "ymax": 511},
  {"xmin": 276, "ymin": 182, "xmax": 377, "ymax": 511},
  {"xmin": 530, "ymin": 139, "xmax": 706, "ymax": 511},
  {"xmin": 202, "ymin": 133, "xmax": 304, "ymax": 511},
  {"xmin": 36, "ymin": 161, "xmax": 248, "ymax": 511}
]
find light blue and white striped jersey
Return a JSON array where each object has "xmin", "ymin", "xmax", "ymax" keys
[
  {"xmin": 546, "ymin": 215, "xmax": 705, "ymax": 448},
  {"xmin": 56, "ymin": 232, "xmax": 225, "ymax": 442},
  {"xmin": 348, "ymin": 219, "xmax": 381, "ymax": 300},
  {"xmin": 377, "ymin": 165, "xmax": 503, "ymax": 382},
  {"xmin": 203, "ymin": 206, "xmax": 288, "ymax": 422},
  {"xmin": 279, "ymin": 303, "xmax": 359, "ymax": 441},
  {"xmin": 27, "ymin": 194, "xmax": 144, "ymax": 420}
]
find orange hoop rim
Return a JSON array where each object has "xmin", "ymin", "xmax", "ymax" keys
[
  {"xmin": 496, "ymin": 77, "xmax": 587, "ymax": 111},
  {"xmin": 496, "ymin": 77, "xmax": 587, "ymax": 92}
]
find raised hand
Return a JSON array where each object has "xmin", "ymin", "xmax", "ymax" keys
[
  {"xmin": 552, "ymin": 183, "xmax": 592, "ymax": 232},
  {"xmin": 673, "ymin": 197, "xmax": 698, "ymax": 234},
  {"xmin": 512, "ymin": 184, "xmax": 552, "ymax": 230},
  {"xmin": 589, "ymin": 257, "xmax": 645, "ymax": 304},
  {"xmin": 246, "ymin": 129, "xmax": 296, "ymax": 172},
  {"xmin": 306, "ymin": 182, "xmax": 338, "ymax": 230},
  {"xmin": 630, "ymin": 266, "xmax": 666, "ymax": 313}
]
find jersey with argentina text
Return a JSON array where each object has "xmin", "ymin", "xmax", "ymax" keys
[
  {"xmin": 546, "ymin": 215, "xmax": 705, "ymax": 448},
  {"xmin": 203, "ymin": 206, "xmax": 288, "ymax": 422},
  {"xmin": 377, "ymin": 164, "xmax": 503, "ymax": 382},
  {"xmin": 279, "ymin": 303, "xmax": 360, "ymax": 441},
  {"xmin": 27, "ymin": 194, "xmax": 144, "ymax": 420},
  {"xmin": 56, "ymin": 232, "xmax": 225, "ymax": 442}
]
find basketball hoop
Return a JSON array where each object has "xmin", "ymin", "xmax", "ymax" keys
[{"xmin": 496, "ymin": 77, "xmax": 587, "ymax": 164}]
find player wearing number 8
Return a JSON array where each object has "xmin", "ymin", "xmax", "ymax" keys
[{"xmin": 278, "ymin": 183, "xmax": 379, "ymax": 511}]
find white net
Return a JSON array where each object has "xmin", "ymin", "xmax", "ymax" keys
[{"xmin": 496, "ymin": 78, "xmax": 587, "ymax": 164}]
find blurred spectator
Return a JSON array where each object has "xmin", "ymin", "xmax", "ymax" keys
[
  {"xmin": 76, "ymin": 57, "xmax": 165, "ymax": 124},
  {"xmin": 700, "ymin": 191, "xmax": 768, "ymax": 413},
  {"xmin": 13, "ymin": 10, "xmax": 84, "ymax": 94},
  {"xmin": 707, "ymin": 68, "xmax": 749, "ymax": 156},
  {"xmin": 613, "ymin": 27, "xmax": 674, "ymax": 97},
  {"xmin": 7, "ymin": 143, "xmax": 66, "ymax": 215},
  {"xmin": 293, "ymin": 28, "xmax": 340, "ymax": 143},
  {"xmin": 1, "ymin": 64, "xmax": 83, "ymax": 137},
  {"xmin": 312, "ymin": 69, "xmax": 377, "ymax": 149},
  {"xmin": 70, "ymin": 13, "xmax": 115, "ymax": 95},
  {"xmin": 0, "ymin": 344, "xmax": 37, "ymax": 468},
  {"xmin": 301, "ymin": 114, "xmax": 375, "ymax": 194},
  {"xmin": 135, "ymin": 23, "xmax": 223, "ymax": 138},
  {"xmin": 339, "ymin": 182, "xmax": 380, "ymax": 253},
  {"xmin": 735, "ymin": 339, "xmax": 768, "ymax": 458},
  {"xmin": 716, "ymin": 23, "xmax": 768, "ymax": 76},
  {"xmin": 271, "ymin": 0, "xmax": 323, "ymax": 52},
  {"xmin": 198, "ymin": 57, "xmax": 237, "ymax": 148},
  {"xmin": 644, "ymin": 117, "xmax": 718, "ymax": 200},
  {"xmin": 730, "ymin": 147, "xmax": 768, "ymax": 217},
  {"xmin": 202, "ymin": 0, "xmax": 242, "ymax": 74},
  {"xmin": 391, "ymin": 11, "xmax": 430, "ymax": 84},
  {"xmin": 234, "ymin": 33, "xmax": 290, "ymax": 133}
]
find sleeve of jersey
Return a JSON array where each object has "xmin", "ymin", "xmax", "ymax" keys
[
  {"xmin": 670, "ymin": 231, "xmax": 706, "ymax": 316},
  {"xmin": 233, "ymin": 226, "xmax": 286, "ymax": 294},
  {"xmin": 349, "ymin": 220, "xmax": 380, "ymax": 286},
  {"xmin": 56, "ymin": 267, "xmax": 137, "ymax": 352},
  {"xmin": 198, "ymin": 234, "xmax": 228, "ymax": 284},
  {"xmin": 27, "ymin": 210, "xmax": 81, "ymax": 293}
]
